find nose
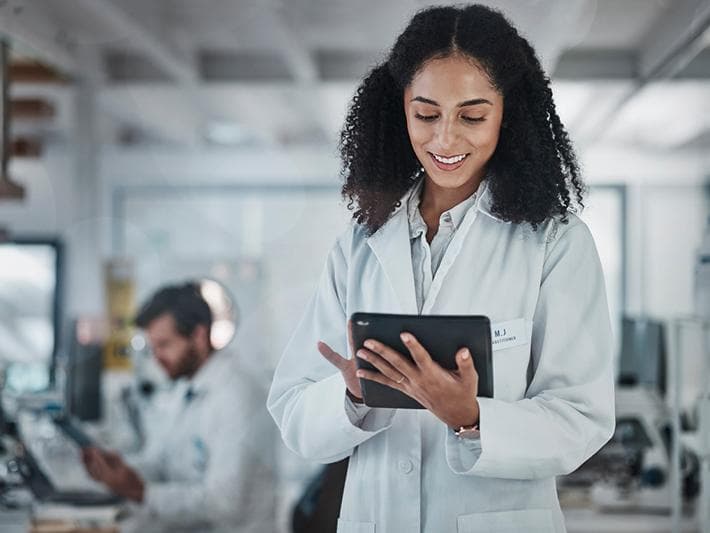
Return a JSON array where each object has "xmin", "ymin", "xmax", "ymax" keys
[{"xmin": 435, "ymin": 119, "xmax": 459, "ymax": 151}]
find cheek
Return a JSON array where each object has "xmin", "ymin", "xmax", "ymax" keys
[
  {"xmin": 164, "ymin": 342, "xmax": 188, "ymax": 363},
  {"xmin": 406, "ymin": 119, "xmax": 431, "ymax": 148},
  {"xmin": 468, "ymin": 123, "xmax": 501, "ymax": 153}
]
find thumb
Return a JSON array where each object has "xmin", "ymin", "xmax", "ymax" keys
[
  {"xmin": 455, "ymin": 348, "xmax": 476, "ymax": 382},
  {"xmin": 80, "ymin": 448, "xmax": 93, "ymax": 466}
]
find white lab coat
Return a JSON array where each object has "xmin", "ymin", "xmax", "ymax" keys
[
  {"xmin": 268, "ymin": 180, "xmax": 615, "ymax": 533},
  {"xmin": 123, "ymin": 348, "xmax": 276, "ymax": 533}
]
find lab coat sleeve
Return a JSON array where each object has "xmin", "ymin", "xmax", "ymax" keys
[
  {"xmin": 267, "ymin": 234, "xmax": 395, "ymax": 463},
  {"xmin": 445, "ymin": 219, "xmax": 615, "ymax": 479},
  {"xmin": 125, "ymin": 436, "xmax": 166, "ymax": 482},
  {"xmin": 139, "ymin": 387, "xmax": 274, "ymax": 530}
]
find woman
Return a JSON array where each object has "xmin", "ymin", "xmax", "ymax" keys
[{"xmin": 268, "ymin": 5, "xmax": 615, "ymax": 532}]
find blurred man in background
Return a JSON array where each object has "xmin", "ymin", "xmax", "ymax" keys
[{"xmin": 82, "ymin": 282, "xmax": 275, "ymax": 533}]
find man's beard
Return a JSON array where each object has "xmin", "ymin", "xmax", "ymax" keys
[{"xmin": 172, "ymin": 344, "xmax": 203, "ymax": 380}]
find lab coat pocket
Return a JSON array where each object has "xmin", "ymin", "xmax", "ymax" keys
[
  {"xmin": 457, "ymin": 508, "xmax": 554, "ymax": 533},
  {"xmin": 336, "ymin": 518, "xmax": 376, "ymax": 533},
  {"xmin": 490, "ymin": 318, "xmax": 533, "ymax": 401}
]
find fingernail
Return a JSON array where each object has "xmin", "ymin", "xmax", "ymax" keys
[
  {"xmin": 364, "ymin": 340, "xmax": 375, "ymax": 350},
  {"xmin": 356, "ymin": 371, "xmax": 364, "ymax": 377},
  {"xmin": 357, "ymin": 350, "xmax": 368, "ymax": 360},
  {"xmin": 461, "ymin": 349, "xmax": 470, "ymax": 359},
  {"xmin": 401, "ymin": 333, "xmax": 412, "ymax": 343}
]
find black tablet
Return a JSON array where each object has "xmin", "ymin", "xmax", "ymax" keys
[
  {"xmin": 350, "ymin": 313, "xmax": 493, "ymax": 409},
  {"xmin": 52, "ymin": 415, "xmax": 95, "ymax": 449}
]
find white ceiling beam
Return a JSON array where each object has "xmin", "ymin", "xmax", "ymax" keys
[
  {"xmin": 270, "ymin": 20, "xmax": 318, "ymax": 84},
  {"xmin": 71, "ymin": 0, "xmax": 196, "ymax": 84},
  {"xmin": 638, "ymin": 0, "xmax": 710, "ymax": 80},
  {"xmin": 245, "ymin": 4, "xmax": 329, "ymax": 142},
  {"xmin": 574, "ymin": 0, "xmax": 710, "ymax": 145},
  {"xmin": 71, "ymin": 0, "xmax": 204, "ymax": 146},
  {"xmin": 0, "ymin": 1, "xmax": 79, "ymax": 76}
]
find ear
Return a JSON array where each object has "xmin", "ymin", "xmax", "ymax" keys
[{"xmin": 192, "ymin": 324, "xmax": 211, "ymax": 350}]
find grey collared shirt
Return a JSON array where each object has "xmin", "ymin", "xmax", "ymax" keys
[{"xmin": 407, "ymin": 178, "xmax": 479, "ymax": 313}]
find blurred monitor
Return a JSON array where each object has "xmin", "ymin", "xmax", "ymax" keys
[
  {"xmin": 65, "ymin": 322, "xmax": 103, "ymax": 422},
  {"xmin": 0, "ymin": 238, "xmax": 62, "ymax": 393},
  {"xmin": 618, "ymin": 316, "xmax": 667, "ymax": 396}
]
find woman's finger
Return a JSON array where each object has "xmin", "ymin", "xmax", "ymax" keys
[
  {"xmin": 356, "ymin": 348, "xmax": 407, "ymax": 385},
  {"xmin": 317, "ymin": 341, "xmax": 348, "ymax": 371},
  {"xmin": 400, "ymin": 333, "xmax": 434, "ymax": 369},
  {"xmin": 347, "ymin": 319, "xmax": 355, "ymax": 355},
  {"xmin": 363, "ymin": 339, "xmax": 416, "ymax": 376},
  {"xmin": 356, "ymin": 368, "xmax": 408, "ymax": 393}
]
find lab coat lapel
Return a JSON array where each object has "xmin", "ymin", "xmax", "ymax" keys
[{"xmin": 366, "ymin": 206, "xmax": 418, "ymax": 314}]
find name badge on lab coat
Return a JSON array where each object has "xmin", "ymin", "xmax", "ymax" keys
[{"xmin": 490, "ymin": 318, "xmax": 529, "ymax": 352}]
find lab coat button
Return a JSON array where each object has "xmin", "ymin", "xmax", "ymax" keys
[{"xmin": 398, "ymin": 459, "xmax": 413, "ymax": 474}]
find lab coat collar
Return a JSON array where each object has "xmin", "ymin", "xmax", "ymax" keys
[
  {"xmin": 366, "ymin": 194, "xmax": 418, "ymax": 314},
  {"xmin": 365, "ymin": 175, "xmax": 504, "ymax": 313},
  {"xmin": 475, "ymin": 178, "xmax": 505, "ymax": 223},
  {"xmin": 185, "ymin": 348, "xmax": 232, "ymax": 398}
]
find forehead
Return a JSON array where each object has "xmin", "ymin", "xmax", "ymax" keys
[
  {"xmin": 146, "ymin": 313, "xmax": 179, "ymax": 338},
  {"xmin": 406, "ymin": 55, "xmax": 500, "ymax": 102}
]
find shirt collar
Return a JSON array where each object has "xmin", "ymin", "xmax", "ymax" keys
[
  {"xmin": 405, "ymin": 176, "xmax": 494, "ymax": 240},
  {"xmin": 375, "ymin": 171, "xmax": 505, "ymax": 242}
]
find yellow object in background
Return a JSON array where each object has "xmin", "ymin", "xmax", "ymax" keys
[{"xmin": 103, "ymin": 259, "xmax": 135, "ymax": 370}]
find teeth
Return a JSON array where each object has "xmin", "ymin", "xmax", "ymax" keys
[{"xmin": 433, "ymin": 153, "xmax": 467, "ymax": 164}]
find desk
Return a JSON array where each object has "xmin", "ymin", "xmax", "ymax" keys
[{"xmin": 1, "ymin": 500, "xmax": 121, "ymax": 533}]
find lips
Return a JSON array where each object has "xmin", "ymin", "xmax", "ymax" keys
[{"xmin": 428, "ymin": 152, "xmax": 469, "ymax": 172}]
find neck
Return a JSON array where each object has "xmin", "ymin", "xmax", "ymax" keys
[{"xmin": 419, "ymin": 174, "xmax": 483, "ymax": 224}]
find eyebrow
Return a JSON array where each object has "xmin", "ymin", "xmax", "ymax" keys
[{"xmin": 410, "ymin": 96, "xmax": 493, "ymax": 107}]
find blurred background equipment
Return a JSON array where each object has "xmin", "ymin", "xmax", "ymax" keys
[
  {"xmin": 0, "ymin": 0, "xmax": 709, "ymax": 531},
  {"xmin": 0, "ymin": 40, "xmax": 26, "ymax": 201},
  {"xmin": 0, "ymin": 237, "xmax": 61, "ymax": 394},
  {"xmin": 102, "ymin": 259, "xmax": 134, "ymax": 372},
  {"xmin": 63, "ymin": 318, "xmax": 104, "ymax": 422}
]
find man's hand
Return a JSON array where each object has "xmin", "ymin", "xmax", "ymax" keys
[{"xmin": 81, "ymin": 447, "xmax": 145, "ymax": 503}]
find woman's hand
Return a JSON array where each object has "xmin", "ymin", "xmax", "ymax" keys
[
  {"xmin": 355, "ymin": 333, "xmax": 479, "ymax": 429},
  {"xmin": 317, "ymin": 321, "xmax": 363, "ymax": 401}
]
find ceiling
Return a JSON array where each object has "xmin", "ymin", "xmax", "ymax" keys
[{"xmin": 1, "ymin": 0, "xmax": 709, "ymax": 151}]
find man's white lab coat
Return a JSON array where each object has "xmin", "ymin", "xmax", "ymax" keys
[
  {"xmin": 268, "ymin": 181, "xmax": 615, "ymax": 533},
  {"xmin": 125, "ymin": 348, "xmax": 276, "ymax": 533}
]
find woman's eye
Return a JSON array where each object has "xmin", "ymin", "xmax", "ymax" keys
[
  {"xmin": 462, "ymin": 116, "xmax": 486, "ymax": 123},
  {"xmin": 414, "ymin": 113, "xmax": 437, "ymax": 122}
]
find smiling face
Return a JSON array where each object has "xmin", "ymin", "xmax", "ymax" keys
[{"xmin": 404, "ymin": 54, "xmax": 504, "ymax": 199}]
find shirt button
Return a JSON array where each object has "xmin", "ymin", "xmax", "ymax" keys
[{"xmin": 398, "ymin": 459, "xmax": 414, "ymax": 474}]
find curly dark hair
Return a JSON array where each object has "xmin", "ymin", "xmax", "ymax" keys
[{"xmin": 339, "ymin": 4, "xmax": 584, "ymax": 233}]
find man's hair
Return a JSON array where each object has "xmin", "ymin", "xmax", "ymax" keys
[{"xmin": 135, "ymin": 282, "xmax": 212, "ymax": 339}]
